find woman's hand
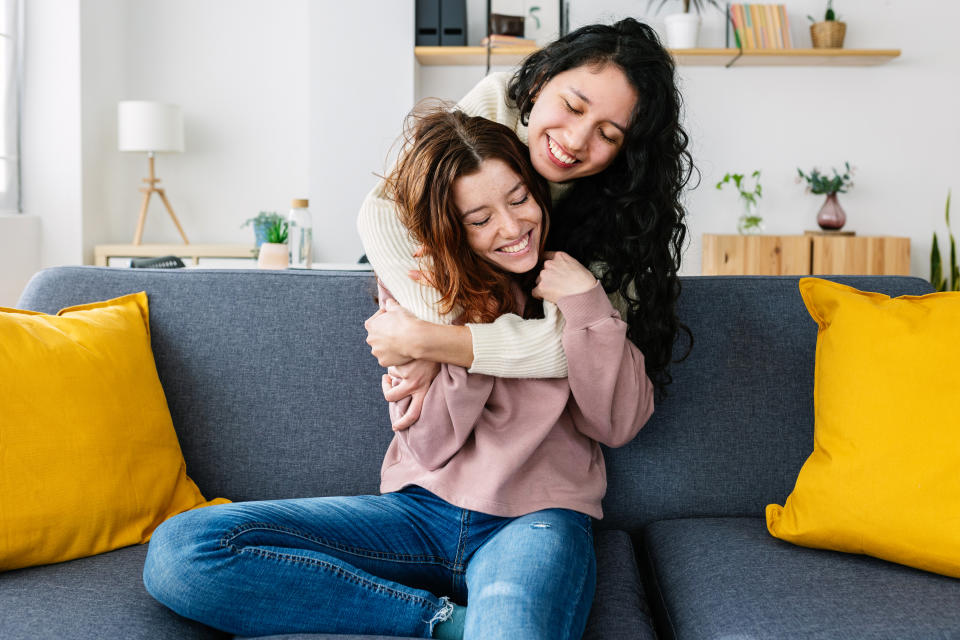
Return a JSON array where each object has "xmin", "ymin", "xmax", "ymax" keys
[
  {"xmin": 364, "ymin": 298, "xmax": 423, "ymax": 367},
  {"xmin": 532, "ymin": 251, "xmax": 598, "ymax": 303},
  {"xmin": 381, "ymin": 359, "xmax": 441, "ymax": 431}
]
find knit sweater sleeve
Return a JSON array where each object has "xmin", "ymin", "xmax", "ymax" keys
[
  {"xmin": 356, "ymin": 71, "xmax": 568, "ymax": 378},
  {"xmin": 557, "ymin": 282, "xmax": 655, "ymax": 448}
]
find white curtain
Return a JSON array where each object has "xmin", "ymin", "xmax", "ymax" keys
[{"xmin": 0, "ymin": 0, "xmax": 19, "ymax": 213}]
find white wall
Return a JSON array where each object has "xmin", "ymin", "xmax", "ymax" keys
[
  {"xmin": 418, "ymin": 0, "xmax": 960, "ymax": 278},
  {"xmin": 0, "ymin": 213, "xmax": 40, "ymax": 306},
  {"xmin": 21, "ymin": 0, "xmax": 83, "ymax": 269},
  {"xmin": 14, "ymin": 0, "xmax": 960, "ymax": 284}
]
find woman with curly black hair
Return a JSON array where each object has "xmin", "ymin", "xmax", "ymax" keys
[{"xmin": 360, "ymin": 17, "xmax": 693, "ymax": 426}]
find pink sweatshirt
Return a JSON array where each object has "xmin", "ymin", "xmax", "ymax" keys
[{"xmin": 379, "ymin": 282, "xmax": 654, "ymax": 519}]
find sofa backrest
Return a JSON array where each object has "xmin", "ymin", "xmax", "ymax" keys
[
  {"xmin": 18, "ymin": 267, "xmax": 933, "ymax": 534},
  {"xmin": 18, "ymin": 267, "xmax": 389, "ymax": 503},
  {"xmin": 600, "ymin": 274, "xmax": 933, "ymax": 532}
]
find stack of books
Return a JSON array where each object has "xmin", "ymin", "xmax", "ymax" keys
[
  {"xmin": 480, "ymin": 34, "xmax": 538, "ymax": 47},
  {"xmin": 727, "ymin": 4, "xmax": 793, "ymax": 49}
]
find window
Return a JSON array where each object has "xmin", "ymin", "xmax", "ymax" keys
[{"xmin": 0, "ymin": 0, "xmax": 20, "ymax": 213}]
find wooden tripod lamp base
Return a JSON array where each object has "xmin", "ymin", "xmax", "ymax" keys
[
  {"xmin": 133, "ymin": 153, "xmax": 189, "ymax": 246},
  {"xmin": 118, "ymin": 101, "xmax": 189, "ymax": 246}
]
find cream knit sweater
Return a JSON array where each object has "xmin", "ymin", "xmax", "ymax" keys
[{"xmin": 356, "ymin": 72, "xmax": 573, "ymax": 378}]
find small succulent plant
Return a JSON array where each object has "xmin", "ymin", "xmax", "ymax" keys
[
  {"xmin": 265, "ymin": 219, "xmax": 288, "ymax": 244},
  {"xmin": 808, "ymin": 0, "xmax": 837, "ymax": 23}
]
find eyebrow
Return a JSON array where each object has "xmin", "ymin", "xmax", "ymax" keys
[
  {"xmin": 461, "ymin": 181, "xmax": 524, "ymax": 217},
  {"xmin": 569, "ymin": 87, "xmax": 628, "ymax": 134}
]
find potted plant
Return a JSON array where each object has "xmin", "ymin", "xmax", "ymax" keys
[
  {"xmin": 717, "ymin": 170, "xmax": 763, "ymax": 235},
  {"xmin": 648, "ymin": 0, "xmax": 722, "ymax": 49},
  {"xmin": 808, "ymin": 0, "xmax": 846, "ymax": 48},
  {"xmin": 242, "ymin": 211, "xmax": 283, "ymax": 251},
  {"xmin": 931, "ymin": 190, "xmax": 957, "ymax": 292},
  {"xmin": 257, "ymin": 219, "xmax": 289, "ymax": 270},
  {"xmin": 797, "ymin": 162, "xmax": 854, "ymax": 231}
]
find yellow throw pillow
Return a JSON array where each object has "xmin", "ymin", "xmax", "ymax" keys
[
  {"xmin": 0, "ymin": 292, "xmax": 229, "ymax": 571},
  {"xmin": 767, "ymin": 278, "xmax": 960, "ymax": 578}
]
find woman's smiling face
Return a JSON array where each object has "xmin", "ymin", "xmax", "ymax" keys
[
  {"xmin": 453, "ymin": 158, "xmax": 543, "ymax": 274},
  {"xmin": 526, "ymin": 63, "xmax": 638, "ymax": 183}
]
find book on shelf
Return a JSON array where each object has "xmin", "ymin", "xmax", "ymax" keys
[{"xmin": 727, "ymin": 3, "xmax": 793, "ymax": 50}]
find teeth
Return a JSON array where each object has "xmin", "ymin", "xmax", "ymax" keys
[
  {"xmin": 548, "ymin": 138, "xmax": 577, "ymax": 165},
  {"xmin": 499, "ymin": 233, "xmax": 529, "ymax": 254}
]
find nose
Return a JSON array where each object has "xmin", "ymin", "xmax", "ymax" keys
[
  {"xmin": 561, "ymin": 119, "xmax": 592, "ymax": 153},
  {"xmin": 498, "ymin": 210, "xmax": 522, "ymax": 238}
]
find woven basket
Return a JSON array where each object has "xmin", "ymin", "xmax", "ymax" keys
[{"xmin": 810, "ymin": 21, "xmax": 846, "ymax": 48}]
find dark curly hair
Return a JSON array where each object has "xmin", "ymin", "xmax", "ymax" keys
[{"xmin": 507, "ymin": 17, "xmax": 694, "ymax": 399}]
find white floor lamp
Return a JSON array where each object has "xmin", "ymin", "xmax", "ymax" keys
[{"xmin": 118, "ymin": 101, "xmax": 189, "ymax": 245}]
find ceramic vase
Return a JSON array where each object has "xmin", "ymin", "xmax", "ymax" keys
[
  {"xmin": 817, "ymin": 193, "xmax": 847, "ymax": 230},
  {"xmin": 258, "ymin": 242, "xmax": 289, "ymax": 269},
  {"xmin": 664, "ymin": 13, "xmax": 701, "ymax": 49}
]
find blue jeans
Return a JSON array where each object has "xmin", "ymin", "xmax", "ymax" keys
[{"xmin": 143, "ymin": 486, "xmax": 596, "ymax": 639}]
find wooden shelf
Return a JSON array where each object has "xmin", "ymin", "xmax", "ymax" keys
[
  {"xmin": 94, "ymin": 243, "xmax": 256, "ymax": 267},
  {"xmin": 415, "ymin": 46, "xmax": 900, "ymax": 67}
]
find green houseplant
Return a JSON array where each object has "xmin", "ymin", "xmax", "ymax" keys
[
  {"xmin": 931, "ymin": 190, "xmax": 957, "ymax": 292},
  {"xmin": 242, "ymin": 211, "xmax": 284, "ymax": 250},
  {"xmin": 797, "ymin": 162, "xmax": 854, "ymax": 230},
  {"xmin": 257, "ymin": 219, "xmax": 289, "ymax": 270},
  {"xmin": 717, "ymin": 170, "xmax": 763, "ymax": 235}
]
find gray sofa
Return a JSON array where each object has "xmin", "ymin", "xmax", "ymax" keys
[{"xmin": 4, "ymin": 265, "xmax": 959, "ymax": 640}]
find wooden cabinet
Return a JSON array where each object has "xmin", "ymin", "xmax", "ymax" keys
[{"xmin": 702, "ymin": 233, "xmax": 911, "ymax": 276}]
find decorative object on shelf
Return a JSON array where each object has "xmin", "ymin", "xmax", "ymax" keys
[
  {"xmin": 931, "ymin": 190, "xmax": 957, "ymax": 292},
  {"xmin": 257, "ymin": 220, "xmax": 289, "ymax": 270},
  {"xmin": 118, "ymin": 101, "xmax": 188, "ymax": 246},
  {"xmin": 797, "ymin": 162, "xmax": 854, "ymax": 231},
  {"xmin": 416, "ymin": 0, "xmax": 466, "ymax": 46},
  {"xmin": 716, "ymin": 170, "xmax": 763, "ymax": 235},
  {"xmin": 250, "ymin": 213, "xmax": 282, "ymax": 251},
  {"xmin": 287, "ymin": 199, "xmax": 313, "ymax": 269},
  {"xmin": 648, "ymin": 0, "xmax": 722, "ymax": 49},
  {"xmin": 808, "ymin": 0, "xmax": 845, "ymax": 48},
  {"xmin": 489, "ymin": 1, "xmax": 562, "ymax": 46},
  {"xmin": 728, "ymin": 4, "xmax": 793, "ymax": 50},
  {"xmin": 242, "ymin": 211, "xmax": 283, "ymax": 252}
]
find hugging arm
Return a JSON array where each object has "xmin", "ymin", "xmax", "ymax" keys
[{"xmin": 356, "ymin": 71, "xmax": 568, "ymax": 379}]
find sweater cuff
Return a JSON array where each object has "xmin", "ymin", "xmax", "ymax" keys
[{"xmin": 556, "ymin": 281, "xmax": 616, "ymax": 330}]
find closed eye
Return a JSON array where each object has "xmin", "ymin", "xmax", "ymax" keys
[
  {"xmin": 563, "ymin": 98, "xmax": 582, "ymax": 115},
  {"xmin": 510, "ymin": 193, "xmax": 529, "ymax": 206},
  {"xmin": 468, "ymin": 216, "xmax": 490, "ymax": 227}
]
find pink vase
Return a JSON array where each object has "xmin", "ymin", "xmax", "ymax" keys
[{"xmin": 817, "ymin": 193, "xmax": 847, "ymax": 231}]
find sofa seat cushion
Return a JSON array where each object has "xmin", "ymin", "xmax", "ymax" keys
[
  {"xmin": 0, "ymin": 544, "xmax": 225, "ymax": 640},
  {"xmin": 643, "ymin": 517, "xmax": 960, "ymax": 640}
]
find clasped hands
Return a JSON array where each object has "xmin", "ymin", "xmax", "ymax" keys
[{"xmin": 365, "ymin": 251, "xmax": 597, "ymax": 431}]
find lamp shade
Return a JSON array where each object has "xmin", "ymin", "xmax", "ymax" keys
[{"xmin": 118, "ymin": 101, "xmax": 184, "ymax": 152}]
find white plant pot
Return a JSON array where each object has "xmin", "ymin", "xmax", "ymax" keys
[
  {"xmin": 257, "ymin": 242, "xmax": 289, "ymax": 270},
  {"xmin": 664, "ymin": 12, "xmax": 701, "ymax": 49}
]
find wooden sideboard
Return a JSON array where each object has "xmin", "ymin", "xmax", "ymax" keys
[{"xmin": 702, "ymin": 233, "xmax": 911, "ymax": 276}]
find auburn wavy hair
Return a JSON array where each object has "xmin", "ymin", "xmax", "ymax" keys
[{"xmin": 385, "ymin": 108, "xmax": 551, "ymax": 324}]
